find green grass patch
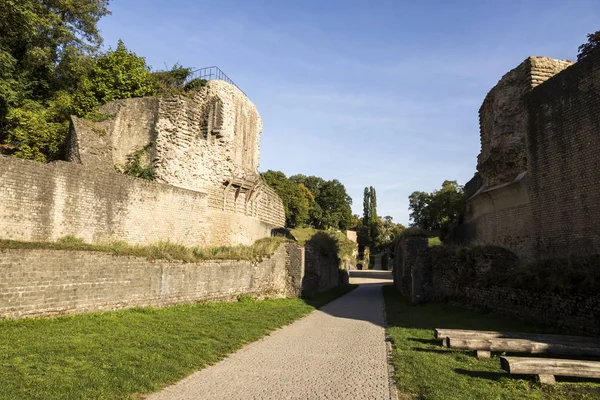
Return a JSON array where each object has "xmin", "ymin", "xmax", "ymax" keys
[
  {"xmin": 291, "ymin": 227, "xmax": 356, "ymax": 260},
  {"xmin": 382, "ymin": 285, "xmax": 600, "ymax": 400},
  {"xmin": 428, "ymin": 236, "xmax": 441, "ymax": 247},
  {"xmin": 0, "ymin": 285, "xmax": 357, "ymax": 400},
  {"xmin": 0, "ymin": 236, "xmax": 288, "ymax": 262}
]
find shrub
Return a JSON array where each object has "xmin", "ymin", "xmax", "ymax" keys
[{"xmin": 118, "ymin": 142, "xmax": 156, "ymax": 180}]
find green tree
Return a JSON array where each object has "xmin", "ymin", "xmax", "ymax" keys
[
  {"xmin": 408, "ymin": 190, "xmax": 433, "ymax": 229},
  {"xmin": 408, "ymin": 180, "xmax": 465, "ymax": 238},
  {"xmin": 368, "ymin": 186, "xmax": 380, "ymax": 247},
  {"xmin": 261, "ymin": 170, "xmax": 309, "ymax": 228},
  {"xmin": 290, "ymin": 175, "xmax": 352, "ymax": 230},
  {"xmin": 290, "ymin": 174, "xmax": 325, "ymax": 227},
  {"xmin": 0, "ymin": 0, "xmax": 109, "ymax": 119},
  {"xmin": 362, "ymin": 187, "xmax": 371, "ymax": 226},
  {"xmin": 317, "ymin": 179, "xmax": 353, "ymax": 230},
  {"xmin": 379, "ymin": 215, "xmax": 405, "ymax": 248},
  {"xmin": 359, "ymin": 186, "xmax": 382, "ymax": 248},
  {"xmin": 73, "ymin": 40, "xmax": 155, "ymax": 115},
  {"xmin": 0, "ymin": 0, "xmax": 110, "ymax": 160},
  {"xmin": 577, "ymin": 30, "xmax": 600, "ymax": 62}
]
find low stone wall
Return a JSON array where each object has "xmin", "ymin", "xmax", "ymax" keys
[
  {"xmin": 0, "ymin": 243, "xmax": 306, "ymax": 319},
  {"xmin": 462, "ymin": 286, "xmax": 599, "ymax": 335},
  {"xmin": 413, "ymin": 246, "xmax": 600, "ymax": 334}
]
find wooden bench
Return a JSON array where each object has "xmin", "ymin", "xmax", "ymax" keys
[
  {"xmin": 435, "ymin": 328, "xmax": 600, "ymax": 358},
  {"xmin": 500, "ymin": 356, "xmax": 600, "ymax": 385},
  {"xmin": 447, "ymin": 337, "xmax": 600, "ymax": 358}
]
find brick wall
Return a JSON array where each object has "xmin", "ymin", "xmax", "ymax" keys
[
  {"xmin": 303, "ymin": 245, "xmax": 346, "ymax": 295},
  {"xmin": 527, "ymin": 50, "xmax": 600, "ymax": 258},
  {"xmin": 464, "ymin": 51, "xmax": 600, "ymax": 260},
  {"xmin": 0, "ymin": 243, "xmax": 310, "ymax": 319},
  {"xmin": 0, "ymin": 156, "xmax": 210, "ymax": 246},
  {"xmin": 0, "ymin": 155, "xmax": 284, "ymax": 247},
  {"xmin": 391, "ymin": 235, "xmax": 429, "ymax": 303},
  {"xmin": 413, "ymin": 246, "xmax": 600, "ymax": 334}
]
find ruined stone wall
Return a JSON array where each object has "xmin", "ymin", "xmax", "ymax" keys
[
  {"xmin": 464, "ymin": 174, "xmax": 535, "ymax": 257},
  {"xmin": 527, "ymin": 50, "xmax": 600, "ymax": 258},
  {"xmin": 477, "ymin": 57, "xmax": 572, "ymax": 186},
  {"xmin": 0, "ymin": 242, "xmax": 307, "ymax": 319},
  {"xmin": 0, "ymin": 156, "xmax": 209, "ymax": 246},
  {"xmin": 465, "ymin": 56, "xmax": 577, "ymax": 259},
  {"xmin": 303, "ymin": 245, "xmax": 347, "ymax": 295},
  {"xmin": 68, "ymin": 81, "xmax": 263, "ymax": 192},
  {"xmin": 65, "ymin": 80, "xmax": 285, "ymax": 246},
  {"xmin": 417, "ymin": 246, "xmax": 599, "ymax": 334},
  {"xmin": 391, "ymin": 235, "xmax": 428, "ymax": 303}
]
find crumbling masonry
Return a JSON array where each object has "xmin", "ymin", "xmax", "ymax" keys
[
  {"xmin": 462, "ymin": 51, "xmax": 600, "ymax": 259},
  {"xmin": 0, "ymin": 80, "xmax": 285, "ymax": 247}
]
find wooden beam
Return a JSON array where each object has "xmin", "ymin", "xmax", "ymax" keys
[
  {"xmin": 435, "ymin": 329, "xmax": 598, "ymax": 345},
  {"xmin": 446, "ymin": 337, "xmax": 600, "ymax": 357},
  {"xmin": 500, "ymin": 356, "xmax": 600, "ymax": 384}
]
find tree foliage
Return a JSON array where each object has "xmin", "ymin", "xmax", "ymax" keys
[
  {"xmin": 72, "ymin": 39, "xmax": 155, "ymax": 115},
  {"xmin": 261, "ymin": 171, "xmax": 309, "ymax": 228},
  {"xmin": 0, "ymin": 0, "xmax": 110, "ymax": 160},
  {"xmin": 262, "ymin": 172, "xmax": 353, "ymax": 230},
  {"xmin": 408, "ymin": 180, "xmax": 466, "ymax": 238},
  {"xmin": 0, "ymin": 2, "xmax": 205, "ymax": 163},
  {"xmin": 577, "ymin": 30, "xmax": 600, "ymax": 62}
]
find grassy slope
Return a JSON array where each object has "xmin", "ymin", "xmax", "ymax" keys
[
  {"xmin": 0, "ymin": 285, "xmax": 357, "ymax": 400},
  {"xmin": 0, "ymin": 236, "xmax": 288, "ymax": 262},
  {"xmin": 383, "ymin": 285, "xmax": 600, "ymax": 400}
]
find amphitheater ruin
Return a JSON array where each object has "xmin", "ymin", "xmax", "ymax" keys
[{"xmin": 0, "ymin": 79, "xmax": 348, "ymax": 319}]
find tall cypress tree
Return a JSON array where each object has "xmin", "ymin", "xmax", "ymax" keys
[{"xmin": 362, "ymin": 187, "xmax": 371, "ymax": 226}]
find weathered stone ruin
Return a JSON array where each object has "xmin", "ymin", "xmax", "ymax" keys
[
  {"xmin": 462, "ymin": 51, "xmax": 600, "ymax": 260},
  {"xmin": 477, "ymin": 57, "xmax": 573, "ymax": 187},
  {"xmin": 0, "ymin": 80, "xmax": 285, "ymax": 247}
]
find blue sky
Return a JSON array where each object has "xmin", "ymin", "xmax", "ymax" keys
[{"xmin": 98, "ymin": 0, "xmax": 599, "ymax": 225}]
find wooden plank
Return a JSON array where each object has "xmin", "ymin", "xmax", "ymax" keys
[
  {"xmin": 501, "ymin": 357, "xmax": 600, "ymax": 380},
  {"xmin": 447, "ymin": 337, "xmax": 600, "ymax": 357},
  {"xmin": 434, "ymin": 328, "xmax": 599, "ymax": 344}
]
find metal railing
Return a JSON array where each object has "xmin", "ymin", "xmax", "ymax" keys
[{"xmin": 187, "ymin": 66, "xmax": 245, "ymax": 95}]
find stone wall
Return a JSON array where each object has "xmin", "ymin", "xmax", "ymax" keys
[
  {"xmin": 527, "ymin": 50, "xmax": 600, "ymax": 258},
  {"xmin": 464, "ymin": 173, "xmax": 535, "ymax": 257},
  {"xmin": 68, "ymin": 80, "xmax": 266, "ymax": 193},
  {"xmin": 477, "ymin": 57, "xmax": 572, "ymax": 187},
  {"xmin": 0, "ymin": 156, "xmax": 210, "ymax": 246},
  {"xmin": 64, "ymin": 80, "xmax": 285, "ymax": 246},
  {"xmin": 0, "ymin": 242, "xmax": 311, "ymax": 319},
  {"xmin": 416, "ymin": 246, "xmax": 600, "ymax": 334},
  {"xmin": 391, "ymin": 235, "xmax": 429, "ymax": 304},
  {"xmin": 464, "ymin": 52, "xmax": 600, "ymax": 259},
  {"xmin": 302, "ymin": 245, "xmax": 349, "ymax": 295},
  {"xmin": 2, "ymin": 80, "xmax": 285, "ymax": 247}
]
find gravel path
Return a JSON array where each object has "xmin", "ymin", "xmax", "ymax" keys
[{"xmin": 148, "ymin": 270, "xmax": 394, "ymax": 400}]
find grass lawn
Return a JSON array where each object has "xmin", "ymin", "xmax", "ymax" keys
[
  {"xmin": 382, "ymin": 285, "xmax": 600, "ymax": 400},
  {"xmin": 0, "ymin": 285, "xmax": 357, "ymax": 400}
]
